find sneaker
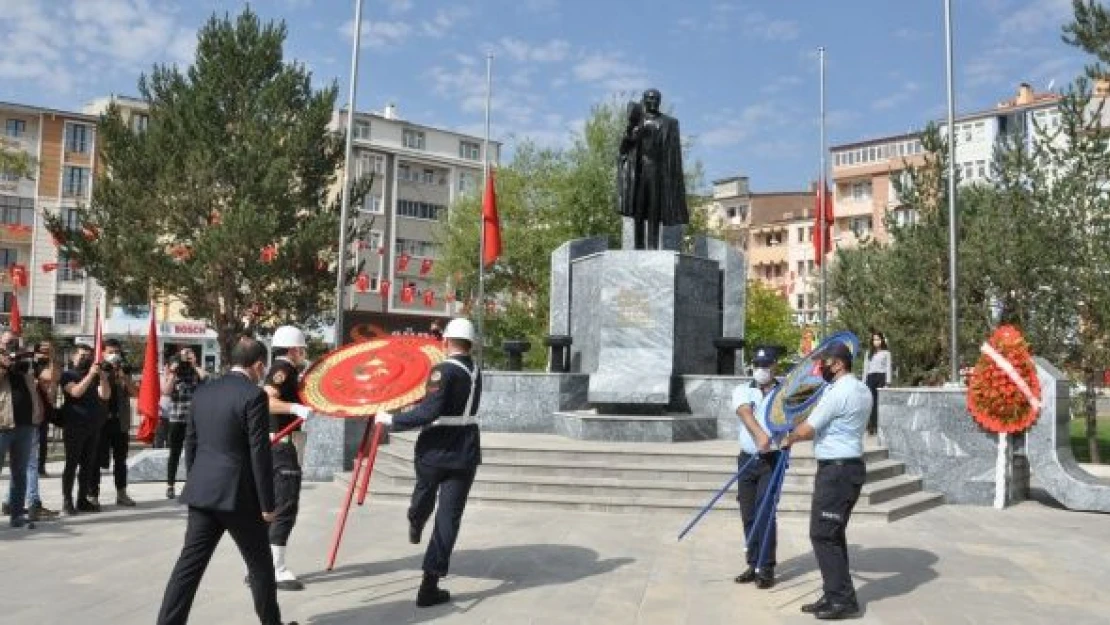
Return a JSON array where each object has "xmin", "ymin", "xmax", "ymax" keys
[
  {"xmin": 63, "ymin": 501, "xmax": 78, "ymax": 516},
  {"xmin": 275, "ymin": 568, "xmax": 305, "ymax": 592},
  {"xmin": 166, "ymin": 486, "xmax": 176, "ymax": 500},
  {"xmin": 116, "ymin": 491, "xmax": 136, "ymax": 507}
]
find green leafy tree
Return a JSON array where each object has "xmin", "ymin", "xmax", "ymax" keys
[
  {"xmin": 0, "ymin": 151, "xmax": 35, "ymax": 179},
  {"xmin": 743, "ymin": 280, "xmax": 801, "ymax": 364},
  {"xmin": 45, "ymin": 7, "xmax": 368, "ymax": 366},
  {"xmin": 436, "ymin": 100, "xmax": 712, "ymax": 369}
]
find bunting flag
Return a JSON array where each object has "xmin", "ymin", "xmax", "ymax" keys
[
  {"xmin": 482, "ymin": 168, "xmax": 502, "ymax": 267},
  {"xmin": 9, "ymin": 292, "xmax": 21, "ymax": 334},
  {"xmin": 379, "ymin": 279, "xmax": 391, "ymax": 299},
  {"xmin": 423, "ymin": 289, "xmax": 435, "ymax": 307},
  {"xmin": 356, "ymin": 273, "xmax": 370, "ymax": 293},
  {"xmin": 397, "ymin": 253, "xmax": 411, "ymax": 272},
  {"xmin": 82, "ymin": 225, "xmax": 100, "ymax": 242},
  {"xmin": 136, "ymin": 307, "xmax": 161, "ymax": 444},
  {"xmin": 813, "ymin": 182, "xmax": 834, "ymax": 266},
  {"xmin": 401, "ymin": 285, "xmax": 415, "ymax": 304},
  {"xmin": 419, "ymin": 258, "xmax": 433, "ymax": 276},
  {"xmin": 261, "ymin": 244, "xmax": 279, "ymax": 264},
  {"xmin": 41, "ymin": 262, "xmax": 58, "ymax": 273},
  {"xmin": 9, "ymin": 264, "xmax": 28, "ymax": 289}
]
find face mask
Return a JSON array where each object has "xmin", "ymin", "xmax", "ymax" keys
[
  {"xmin": 76, "ymin": 356, "xmax": 92, "ymax": 370},
  {"xmin": 753, "ymin": 368, "xmax": 772, "ymax": 386},
  {"xmin": 821, "ymin": 362, "xmax": 837, "ymax": 384},
  {"xmin": 105, "ymin": 353, "xmax": 122, "ymax": 365}
]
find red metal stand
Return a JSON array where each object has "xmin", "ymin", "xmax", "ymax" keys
[
  {"xmin": 269, "ymin": 417, "xmax": 306, "ymax": 447},
  {"xmin": 356, "ymin": 423, "xmax": 384, "ymax": 506},
  {"xmin": 325, "ymin": 418, "xmax": 383, "ymax": 571}
]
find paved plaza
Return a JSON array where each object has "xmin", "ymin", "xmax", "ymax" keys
[{"xmin": 2, "ymin": 463, "xmax": 1109, "ymax": 625}]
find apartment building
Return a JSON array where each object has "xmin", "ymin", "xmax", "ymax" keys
[
  {"xmin": 0, "ymin": 100, "xmax": 105, "ymax": 341},
  {"xmin": 332, "ymin": 105, "xmax": 500, "ymax": 334},
  {"xmin": 830, "ymin": 83, "xmax": 1061, "ymax": 247},
  {"xmin": 706, "ymin": 176, "xmax": 819, "ymax": 325}
]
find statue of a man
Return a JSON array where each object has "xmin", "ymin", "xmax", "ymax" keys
[{"xmin": 617, "ymin": 88, "xmax": 688, "ymax": 250}]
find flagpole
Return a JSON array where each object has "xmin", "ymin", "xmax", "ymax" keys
[
  {"xmin": 818, "ymin": 46, "xmax": 828, "ymax": 340},
  {"xmin": 476, "ymin": 52, "xmax": 492, "ymax": 367},
  {"xmin": 944, "ymin": 0, "xmax": 960, "ymax": 384},
  {"xmin": 334, "ymin": 0, "xmax": 365, "ymax": 349}
]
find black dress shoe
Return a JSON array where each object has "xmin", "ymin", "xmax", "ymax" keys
[
  {"xmin": 409, "ymin": 523, "xmax": 422, "ymax": 544},
  {"xmin": 755, "ymin": 568, "xmax": 775, "ymax": 589},
  {"xmin": 815, "ymin": 603, "xmax": 860, "ymax": 620},
  {"xmin": 733, "ymin": 567, "xmax": 757, "ymax": 584},
  {"xmin": 416, "ymin": 573, "xmax": 451, "ymax": 608},
  {"xmin": 801, "ymin": 597, "xmax": 831, "ymax": 614},
  {"xmin": 76, "ymin": 499, "xmax": 100, "ymax": 513}
]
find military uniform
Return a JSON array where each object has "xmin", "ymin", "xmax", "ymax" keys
[
  {"xmin": 264, "ymin": 359, "xmax": 302, "ymax": 549},
  {"xmin": 391, "ymin": 354, "xmax": 481, "ymax": 587}
]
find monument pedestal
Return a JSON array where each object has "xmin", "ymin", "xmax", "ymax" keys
[{"xmin": 554, "ymin": 410, "xmax": 717, "ymax": 443}]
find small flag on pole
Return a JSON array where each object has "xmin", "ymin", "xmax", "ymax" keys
[
  {"xmin": 136, "ymin": 307, "xmax": 161, "ymax": 444},
  {"xmin": 9, "ymin": 293, "xmax": 22, "ymax": 334},
  {"xmin": 482, "ymin": 168, "xmax": 501, "ymax": 268}
]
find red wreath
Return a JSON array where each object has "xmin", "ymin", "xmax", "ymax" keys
[{"xmin": 966, "ymin": 325, "xmax": 1042, "ymax": 434}]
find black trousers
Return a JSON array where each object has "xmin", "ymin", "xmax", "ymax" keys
[
  {"xmin": 38, "ymin": 420, "xmax": 49, "ymax": 473},
  {"xmin": 408, "ymin": 462, "xmax": 476, "ymax": 576},
  {"xmin": 736, "ymin": 451, "xmax": 780, "ymax": 569},
  {"xmin": 810, "ymin": 462, "xmax": 866, "ymax": 606},
  {"xmin": 157, "ymin": 506, "xmax": 282, "ymax": 625},
  {"xmin": 865, "ymin": 373, "xmax": 885, "ymax": 435},
  {"xmin": 166, "ymin": 421, "xmax": 187, "ymax": 486},
  {"xmin": 62, "ymin": 425, "xmax": 100, "ymax": 503},
  {"xmin": 154, "ymin": 417, "xmax": 169, "ymax": 448},
  {"xmin": 93, "ymin": 418, "xmax": 129, "ymax": 496},
  {"xmin": 269, "ymin": 443, "xmax": 301, "ymax": 547}
]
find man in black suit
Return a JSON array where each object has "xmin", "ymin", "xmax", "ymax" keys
[{"xmin": 156, "ymin": 337, "xmax": 296, "ymax": 625}]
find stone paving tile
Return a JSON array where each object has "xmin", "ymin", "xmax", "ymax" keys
[{"xmin": 3, "ymin": 465, "xmax": 1110, "ymax": 624}]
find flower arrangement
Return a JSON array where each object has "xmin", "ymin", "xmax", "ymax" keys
[{"xmin": 966, "ymin": 325, "xmax": 1042, "ymax": 434}]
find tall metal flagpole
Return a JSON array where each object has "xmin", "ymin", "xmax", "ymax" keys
[
  {"xmin": 334, "ymin": 0, "xmax": 365, "ymax": 349},
  {"xmin": 944, "ymin": 0, "xmax": 959, "ymax": 383},
  {"xmin": 818, "ymin": 46, "xmax": 828, "ymax": 339},
  {"xmin": 476, "ymin": 53, "xmax": 492, "ymax": 367}
]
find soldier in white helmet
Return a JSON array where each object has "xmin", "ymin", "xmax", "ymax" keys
[
  {"xmin": 377, "ymin": 318, "xmax": 483, "ymax": 608},
  {"xmin": 261, "ymin": 325, "xmax": 313, "ymax": 591}
]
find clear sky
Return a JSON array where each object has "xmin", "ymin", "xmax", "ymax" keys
[{"xmin": 0, "ymin": 0, "xmax": 1089, "ymax": 192}]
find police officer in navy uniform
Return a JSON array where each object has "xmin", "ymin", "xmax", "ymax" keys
[
  {"xmin": 781, "ymin": 341, "xmax": 871, "ymax": 621},
  {"xmin": 377, "ymin": 318, "xmax": 482, "ymax": 608},
  {"xmin": 733, "ymin": 347, "xmax": 781, "ymax": 589},
  {"xmin": 261, "ymin": 325, "xmax": 314, "ymax": 591}
]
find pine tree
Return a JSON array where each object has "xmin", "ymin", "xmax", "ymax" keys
[{"xmin": 46, "ymin": 8, "xmax": 369, "ymax": 365}]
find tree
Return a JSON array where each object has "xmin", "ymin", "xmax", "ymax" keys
[
  {"xmin": 743, "ymin": 280, "xmax": 801, "ymax": 364},
  {"xmin": 436, "ymin": 100, "xmax": 712, "ymax": 369},
  {"xmin": 45, "ymin": 7, "xmax": 368, "ymax": 366},
  {"xmin": 0, "ymin": 151, "xmax": 36, "ymax": 179}
]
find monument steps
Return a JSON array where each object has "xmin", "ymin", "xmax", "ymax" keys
[{"xmin": 342, "ymin": 433, "xmax": 943, "ymax": 522}]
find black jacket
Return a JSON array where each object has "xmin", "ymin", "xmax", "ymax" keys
[
  {"xmin": 180, "ymin": 372, "xmax": 275, "ymax": 514},
  {"xmin": 393, "ymin": 355, "xmax": 482, "ymax": 470}
]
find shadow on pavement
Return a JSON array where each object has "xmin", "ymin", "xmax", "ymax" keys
[
  {"xmin": 773, "ymin": 545, "xmax": 940, "ymax": 609},
  {"xmin": 303, "ymin": 544, "xmax": 635, "ymax": 624}
]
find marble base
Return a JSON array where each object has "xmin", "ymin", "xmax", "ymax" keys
[
  {"xmin": 553, "ymin": 411, "xmax": 717, "ymax": 442},
  {"xmin": 126, "ymin": 449, "xmax": 186, "ymax": 483},
  {"xmin": 302, "ymin": 414, "xmax": 345, "ymax": 482}
]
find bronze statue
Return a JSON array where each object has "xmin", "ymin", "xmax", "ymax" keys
[{"xmin": 618, "ymin": 89, "xmax": 688, "ymax": 250}]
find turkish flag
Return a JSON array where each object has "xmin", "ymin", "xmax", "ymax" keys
[
  {"xmin": 41, "ymin": 262, "xmax": 58, "ymax": 273},
  {"xmin": 482, "ymin": 168, "xmax": 501, "ymax": 267},
  {"xmin": 9, "ymin": 264, "xmax": 28, "ymax": 288},
  {"xmin": 813, "ymin": 182, "xmax": 834, "ymax": 266},
  {"xmin": 423, "ymin": 290, "xmax": 435, "ymax": 307},
  {"xmin": 401, "ymin": 285, "xmax": 415, "ymax": 304},
  {"xmin": 261, "ymin": 244, "xmax": 278, "ymax": 264},
  {"xmin": 356, "ymin": 273, "xmax": 370, "ymax": 293},
  {"xmin": 419, "ymin": 258, "xmax": 433, "ymax": 276},
  {"xmin": 379, "ymin": 279, "xmax": 391, "ymax": 298},
  {"xmin": 136, "ymin": 309, "xmax": 161, "ymax": 444},
  {"xmin": 9, "ymin": 293, "xmax": 21, "ymax": 334},
  {"xmin": 398, "ymin": 253, "xmax": 411, "ymax": 272}
]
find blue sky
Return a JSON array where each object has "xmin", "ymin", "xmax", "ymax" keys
[{"xmin": 0, "ymin": 0, "xmax": 1089, "ymax": 191}]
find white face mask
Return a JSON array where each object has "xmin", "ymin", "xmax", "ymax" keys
[{"xmin": 753, "ymin": 368, "xmax": 772, "ymax": 385}]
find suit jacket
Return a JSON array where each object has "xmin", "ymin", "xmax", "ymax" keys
[{"xmin": 179, "ymin": 372, "xmax": 275, "ymax": 514}]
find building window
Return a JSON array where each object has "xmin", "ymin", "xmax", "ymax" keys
[
  {"xmin": 797, "ymin": 227, "xmax": 805, "ymax": 243},
  {"xmin": 0, "ymin": 169, "xmax": 18, "ymax": 183},
  {"xmin": 459, "ymin": 140, "xmax": 481, "ymax": 161},
  {"xmin": 63, "ymin": 166, "xmax": 89, "ymax": 197},
  {"xmin": 797, "ymin": 261, "xmax": 805, "ymax": 276},
  {"xmin": 367, "ymin": 231, "xmax": 383, "ymax": 252},
  {"xmin": 807, "ymin": 260, "xmax": 815, "ymax": 274},
  {"xmin": 849, "ymin": 217, "xmax": 873, "ymax": 238},
  {"xmin": 65, "ymin": 123, "xmax": 91, "ymax": 153},
  {"xmin": 354, "ymin": 120, "xmax": 371, "ymax": 141},
  {"xmin": 851, "ymin": 182, "xmax": 871, "ymax": 201},
  {"xmin": 5, "ymin": 119, "xmax": 26, "ymax": 138},
  {"xmin": 892, "ymin": 207, "xmax": 919, "ymax": 227},
  {"xmin": 458, "ymin": 171, "xmax": 477, "ymax": 193},
  {"xmin": 58, "ymin": 251, "xmax": 84, "ymax": 282},
  {"xmin": 355, "ymin": 152, "xmax": 383, "ymax": 180},
  {"xmin": 131, "ymin": 114, "xmax": 149, "ymax": 133},
  {"xmin": 396, "ymin": 199, "xmax": 445, "ymax": 221},
  {"xmin": 421, "ymin": 168, "xmax": 435, "ymax": 184},
  {"xmin": 55, "ymin": 294, "xmax": 83, "ymax": 325},
  {"xmin": 976, "ymin": 160, "xmax": 987, "ymax": 179},
  {"xmin": 0, "ymin": 195, "xmax": 33, "ymax": 226},
  {"xmin": 796, "ymin": 294, "xmax": 804, "ymax": 310},
  {"xmin": 402, "ymin": 128, "xmax": 426, "ymax": 150},
  {"xmin": 0, "ymin": 248, "xmax": 16, "ymax": 268},
  {"xmin": 727, "ymin": 207, "xmax": 737, "ymax": 219},
  {"xmin": 396, "ymin": 237, "xmax": 437, "ymax": 257},
  {"xmin": 61, "ymin": 207, "xmax": 81, "ymax": 230},
  {"xmin": 361, "ymin": 194, "xmax": 382, "ymax": 213}
]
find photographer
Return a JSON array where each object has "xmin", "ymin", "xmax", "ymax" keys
[
  {"xmin": 61, "ymin": 342, "xmax": 111, "ymax": 515},
  {"xmin": 0, "ymin": 336, "xmax": 44, "ymax": 529},
  {"xmin": 2, "ymin": 332, "xmax": 57, "ymax": 522},
  {"xmin": 161, "ymin": 347, "xmax": 206, "ymax": 500},
  {"xmin": 90, "ymin": 339, "xmax": 137, "ymax": 508}
]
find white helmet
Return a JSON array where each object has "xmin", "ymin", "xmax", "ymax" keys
[
  {"xmin": 442, "ymin": 318, "xmax": 476, "ymax": 343},
  {"xmin": 272, "ymin": 325, "xmax": 307, "ymax": 349}
]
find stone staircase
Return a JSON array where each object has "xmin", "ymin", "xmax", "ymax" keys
[{"xmin": 341, "ymin": 432, "xmax": 943, "ymax": 522}]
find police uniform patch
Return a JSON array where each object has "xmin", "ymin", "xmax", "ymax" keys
[{"xmin": 430, "ymin": 371, "xmax": 443, "ymax": 383}]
